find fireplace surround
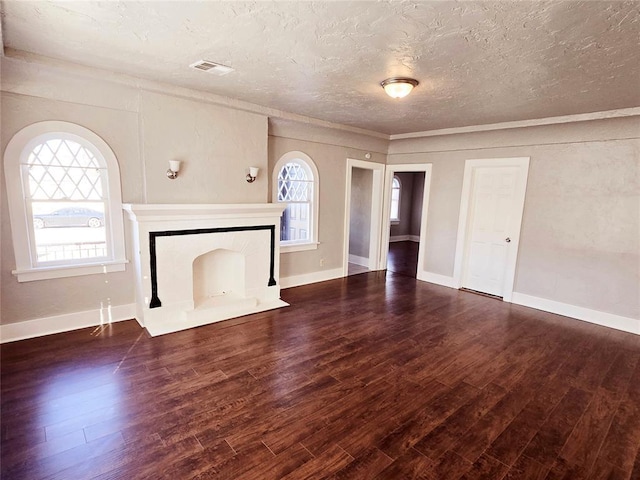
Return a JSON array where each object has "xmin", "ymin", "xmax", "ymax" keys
[{"xmin": 123, "ymin": 204, "xmax": 287, "ymax": 336}]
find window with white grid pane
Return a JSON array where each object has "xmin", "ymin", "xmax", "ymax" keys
[
  {"xmin": 272, "ymin": 151, "xmax": 319, "ymax": 252},
  {"xmin": 4, "ymin": 121, "xmax": 127, "ymax": 282}
]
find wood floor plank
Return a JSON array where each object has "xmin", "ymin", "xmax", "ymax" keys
[
  {"xmin": 458, "ymin": 453, "xmax": 510, "ymax": 480},
  {"xmin": 237, "ymin": 442, "xmax": 314, "ymax": 480},
  {"xmin": 421, "ymin": 450, "xmax": 472, "ymax": 480},
  {"xmin": 2, "ymin": 271, "xmax": 639, "ymax": 480},
  {"xmin": 279, "ymin": 444, "xmax": 353, "ymax": 480},
  {"xmin": 373, "ymin": 448, "xmax": 432, "ymax": 479},
  {"xmin": 328, "ymin": 447, "xmax": 393, "ymax": 480},
  {"xmin": 377, "ymin": 381, "xmax": 480, "ymax": 459},
  {"xmin": 413, "ymin": 382, "xmax": 507, "ymax": 460},
  {"xmin": 585, "ymin": 457, "xmax": 629, "ymax": 480},
  {"xmin": 503, "ymin": 455, "xmax": 549, "ymax": 480},
  {"xmin": 522, "ymin": 387, "xmax": 593, "ymax": 468}
]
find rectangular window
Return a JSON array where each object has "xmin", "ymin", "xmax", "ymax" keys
[{"xmin": 32, "ymin": 201, "xmax": 106, "ymax": 263}]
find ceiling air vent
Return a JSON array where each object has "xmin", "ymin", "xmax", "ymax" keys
[{"xmin": 189, "ymin": 60, "xmax": 234, "ymax": 76}]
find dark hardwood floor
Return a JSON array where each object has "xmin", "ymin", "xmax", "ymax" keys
[
  {"xmin": 2, "ymin": 272, "xmax": 640, "ymax": 479},
  {"xmin": 387, "ymin": 241, "xmax": 419, "ymax": 278}
]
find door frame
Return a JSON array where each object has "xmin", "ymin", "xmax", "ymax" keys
[
  {"xmin": 343, "ymin": 158, "xmax": 385, "ymax": 276},
  {"xmin": 452, "ymin": 157, "xmax": 530, "ymax": 302},
  {"xmin": 380, "ymin": 164, "xmax": 432, "ymax": 281}
]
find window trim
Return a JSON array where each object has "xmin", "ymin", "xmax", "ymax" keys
[
  {"xmin": 390, "ymin": 175, "xmax": 402, "ymax": 224},
  {"xmin": 272, "ymin": 151, "xmax": 319, "ymax": 253},
  {"xmin": 4, "ymin": 121, "xmax": 127, "ymax": 282}
]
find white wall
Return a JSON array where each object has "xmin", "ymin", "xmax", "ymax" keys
[{"xmin": 389, "ymin": 117, "xmax": 640, "ymax": 320}]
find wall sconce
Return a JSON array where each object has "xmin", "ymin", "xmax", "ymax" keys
[
  {"xmin": 246, "ymin": 166, "xmax": 259, "ymax": 183},
  {"xmin": 166, "ymin": 160, "xmax": 181, "ymax": 180}
]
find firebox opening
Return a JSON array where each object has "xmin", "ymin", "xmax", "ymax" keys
[{"xmin": 192, "ymin": 248, "xmax": 246, "ymax": 309}]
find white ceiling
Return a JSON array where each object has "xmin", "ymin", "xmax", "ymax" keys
[{"xmin": 1, "ymin": 1, "xmax": 639, "ymax": 135}]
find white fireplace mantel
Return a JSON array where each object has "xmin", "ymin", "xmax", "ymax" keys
[{"xmin": 123, "ymin": 203, "xmax": 287, "ymax": 336}]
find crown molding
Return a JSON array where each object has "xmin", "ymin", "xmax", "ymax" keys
[{"xmin": 390, "ymin": 108, "xmax": 640, "ymax": 140}]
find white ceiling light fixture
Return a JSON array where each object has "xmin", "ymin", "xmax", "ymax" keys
[{"xmin": 381, "ymin": 77, "xmax": 419, "ymax": 99}]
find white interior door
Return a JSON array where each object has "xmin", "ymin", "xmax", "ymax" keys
[
  {"xmin": 453, "ymin": 157, "xmax": 530, "ymax": 301},
  {"xmin": 463, "ymin": 167, "xmax": 519, "ymax": 296}
]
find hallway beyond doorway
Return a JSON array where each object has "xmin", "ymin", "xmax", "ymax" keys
[{"xmin": 387, "ymin": 241, "xmax": 418, "ymax": 278}]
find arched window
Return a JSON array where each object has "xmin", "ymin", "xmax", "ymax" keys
[
  {"xmin": 272, "ymin": 151, "xmax": 319, "ymax": 252},
  {"xmin": 4, "ymin": 121, "xmax": 127, "ymax": 282},
  {"xmin": 390, "ymin": 176, "xmax": 401, "ymax": 222}
]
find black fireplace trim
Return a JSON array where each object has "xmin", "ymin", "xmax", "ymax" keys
[{"xmin": 149, "ymin": 225, "xmax": 277, "ymax": 309}]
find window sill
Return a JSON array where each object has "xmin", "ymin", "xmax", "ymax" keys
[
  {"xmin": 391, "ymin": 220, "xmax": 400, "ymax": 225},
  {"xmin": 280, "ymin": 242, "xmax": 319, "ymax": 253},
  {"xmin": 12, "ymin": 259, "xmax": 129, "ymax": 282}
]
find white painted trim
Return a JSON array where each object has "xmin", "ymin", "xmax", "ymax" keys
[
  {"xmin": 343, "ymin": 159, "xmax": 385, "ymax": 276},
  {"xmin": 381, "ymin": 164, "xmax": 433, "ymax": 283},
  {"xmin": 12, "ymin": 260, "xmax": 128, "ymax": 282},
  {"xmin": 144, "ymin": 299, "xmax": 289, "ymax": 337},
  {"xmin": 389, "ymin": 235, "xmax": 420, "ymax": 243},
  {"xmin": 348, "ymin": 254, "xmax": 370, "ymax": 267},
  {"xmin": 511, "ymin": 293, "xmax": 639, "ymax": 336},
  {"xmin": 281, "ymin": 242, "xmax": 320, "ymax": 253},
  {"xmin": 0, "ymin": 303, "xmax": 137, "ymax": 343},
  {"xmin": 390, "ymin": 107, "xmax": 640, "ymax": 140},
  {"xmin": 452, "ymin": 157, "xmax": 530, "ymax": 302},
  {"xmin": 417, "ymin": 272, "xmax": 456, "ymax": 289},
  {"xmin": 280, "ymin": 267, "xmax": 344, "ymax": 289}
]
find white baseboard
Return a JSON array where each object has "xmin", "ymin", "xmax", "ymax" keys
[
  {"xmin": 417, "ymin": 271, "xmax": 456, "ymax": 288},
  {"xmin": 389, "ymin": 235, "xmax": 420, "ymax": 243},
  {"xmin": 511, "ymin": 292, "xmax": 639, "ymax": 335},
  {"xmin": 348, "ymin": 254, "xmax": 369, "ymax": 267},
  {"xmin": 280, "ymin": 267, "xmax": 344, "ymax": 289},
  {"xmin": 0, "ymin": 303, "xmax": 137, "ymax": 343}
]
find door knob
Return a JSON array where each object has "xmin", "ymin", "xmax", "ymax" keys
[{"xmin": 505, "ymin": 237, "xmax": 511, "ymax": 243}]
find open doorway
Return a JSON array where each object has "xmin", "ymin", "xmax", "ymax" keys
[
  {"xmin": 387, "ymin": 172, "xmax": 425, "ymax": 277},
  {"xmin": 343, "ymin": 159, "xmax": 384, "ymax": 276},
  {"xmin": 381, "ymin": 164, "xmax": 432, "ymax": 280}
]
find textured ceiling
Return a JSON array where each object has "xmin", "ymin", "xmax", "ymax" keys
[{"xmin": 1, "ymin": 1, "xmax": 639, "ymax": 135}]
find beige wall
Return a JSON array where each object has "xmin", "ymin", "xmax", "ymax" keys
[
  {"xmin": 1, "ymin": 59, "xmax": 269, "ymax": 324},
  {"xmin": 141, "ymin": 91, "xmax": 267, "ymax": 204},
  {"xmin": 349, "ymin": 167, "xmax": 373, "ymax": 259},
  {"xmin": 268, "ymin": 122, "xmax": 387, "ymax": 279},
  {"xmin": 410, "ymin": 173, "xmax": 425, "ymax": 237},
  {"xmin": 389, "ymin": 117, "xmax": 640, "ymax": 320}
]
